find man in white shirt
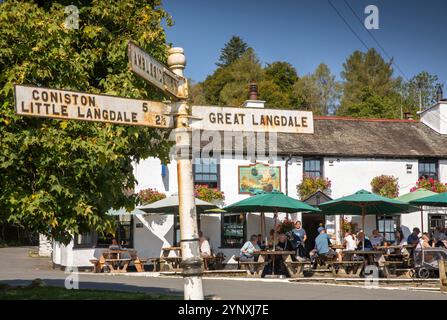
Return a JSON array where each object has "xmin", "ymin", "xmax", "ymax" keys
[{"xmin": 199, "ymin": 231, "xmax": 211, "ymax": 258}]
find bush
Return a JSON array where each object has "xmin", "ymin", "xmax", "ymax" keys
[
  {"xmin": 297, "ymin": 176, "xmax": 331, "ymax": 200},
  {"xmin": 371, "ymin": 175, "xmax": 399, "ymax": 198}
]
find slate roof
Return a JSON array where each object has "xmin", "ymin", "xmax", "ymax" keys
[
  {"xmin": 198, "ymin": 116, "xmax": 447, "ymax": 158},
  {"xmin": 276, "ymin": 116, "xmax": 447, "ymax": 158}
]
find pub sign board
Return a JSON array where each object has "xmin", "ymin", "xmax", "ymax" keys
[
  {"xmin": 191, "ymin": 105, "xmax": 314, "ymax": 134},
  {"xmin": 14, "ymin": 85, "xmax": 174, "ymax": 129}
]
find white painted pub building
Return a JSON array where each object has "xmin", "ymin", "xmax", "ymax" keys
[{"xmin": 51, "ymin": 93, "xmax": 447, "ymax": 269}]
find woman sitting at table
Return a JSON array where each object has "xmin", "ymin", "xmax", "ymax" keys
[{"xmin": 393, "ymin": 229, "xmax": 407, "ymax": 246}]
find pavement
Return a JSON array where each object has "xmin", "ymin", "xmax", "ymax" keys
[{"xmin": 1, "ymin": 246, "xmax": 447, "ymax": 300}]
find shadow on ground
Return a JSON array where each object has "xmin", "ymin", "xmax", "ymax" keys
[{"xmin": 1, "ymin": 278, "xmax": 184, "ymax": 297}]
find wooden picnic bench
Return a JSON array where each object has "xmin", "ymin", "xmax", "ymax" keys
[
  {"xmin": 234, "ymin": 256, "xmax": 266, "ymax": 277},
  {"xmin": 283, "ymin": 256, "xmax": 312, "ymax": 278},
  {"xmin": 128, "ymin": 249, "xmax": 148, "ymax": 272},
  {"xmin": 438, "ymin": 259, "xmax": 447, "ymax": 293},
  {"xmin": 327, "ymin": 260, "xmax": 364, "ymax": 277},
  {"xmin": 90, "ymin": 255, "xmax": 106, "ymax": 273},
  {"xmin": 104, "ymin": 258, "xmax": 131, "ymax": 273}
]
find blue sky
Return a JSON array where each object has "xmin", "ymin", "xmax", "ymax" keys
[{"xmin": 163, "ymin": 0, "xmax": 447, "ymax": 86}]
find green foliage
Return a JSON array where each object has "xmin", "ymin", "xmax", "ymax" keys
[
  {"xmin": 337, "ymin": 48, "xmax": 400, "ymax": 117},
  {"xmin": 291, "ymin": 63, "xmax": 340, "ymax": 115},
  {"xmin": 264, "ymin": 62, "xmax": 298, "ymax": 92},
  {"xmin": 217, "ymin": 35, "xmax": 248, "ymax": 67},
  {"xmin": 297, "ymin": 176, "xmax": 331, "ymax": 200},
  {"xmin": 138, "ymin": 188, "xmax": 166, "ymax": 205},
  {"xmin": 370, "ymin": 175, "xmax": 399, "ymax": 198},
  {"xmin": 403, "ymin": 71, "xmax": 442, "ymax": 113},
  {"xmin": 340, "ymin": 86, "xmax": 400, "ymax": 119},
  {"xmin": 0, "ymin": 0, "xmax": 173, "ymax": 243},
  {"xmin": 192, "ymin": 41, "xmax": 340, "ymax": 113}
]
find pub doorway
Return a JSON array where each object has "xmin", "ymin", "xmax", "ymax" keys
[
  {"xmin": 301, "ymin": 190, "xmax": 332, "ymax": 253},
  {"xmin": 302, "ymin": 213, "xmax": 325, "ymax": 253}
]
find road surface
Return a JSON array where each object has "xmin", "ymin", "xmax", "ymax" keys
[{"xmin": 0, "ymin": 247, "xmax": 446, "ymax": 300}]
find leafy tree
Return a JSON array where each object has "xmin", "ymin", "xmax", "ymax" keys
[
  {"xmin": 0, "ymin": 0, "xmax": 173, "ymax": 243},
  {"xmin": 340, "ymin": 87, "xmax": 400, "ymax": 119},
  {"xmin": 264, "ymin": 61, "xmax": 298, "ymax": 92},
  {"xmin": 291, "ymin": 64, "xmax": 340, "ymax": 115},
  {"xmin": 198, "ymin": 48, "xmax": 263, "ymax": 107},
  {"xmin": 216, "ymin": 35, "xmax": 248, "ymax": 67},
  {"xmin": 404, "ymin": 71, "xmax": 442, "ymax": 111},
  {"xmin": 337, "ymin": 48, "xmax": 399, "ymax": 117}
]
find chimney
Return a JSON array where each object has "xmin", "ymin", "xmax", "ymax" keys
[
  {"xmin": 403, "ymin": 112, "xmax": 413, "ymax": 120},
  {"xmin": 436, "ymin": 85, "xmax": 444, "ymax": 102},
  {"xmin": 241, "ymin": 81, "xmax": 265, "ymax": 108}
]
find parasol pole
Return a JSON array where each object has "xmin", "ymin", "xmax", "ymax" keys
[
  {"xmin": 273, "ymin": 209, "xmax": 278, "ymax": 251},
  {"xmin": 420, "ymin": 206, "xmax": 424, "ymax": 233},
  {"xmin": 362, "ymin": 206, "xmax": 365, "ymax": 250}
]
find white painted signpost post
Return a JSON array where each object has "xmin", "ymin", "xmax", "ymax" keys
[{"xmin": 128, "ymin": 42, "xmax": 204, "ymax": 300}]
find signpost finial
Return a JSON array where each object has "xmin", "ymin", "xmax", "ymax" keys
[{"xmin": 167, "ymin": 47, "xmax": 186, "ymax": 78}]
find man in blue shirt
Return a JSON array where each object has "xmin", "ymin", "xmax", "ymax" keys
[
  {"xmin": 315, "ymin": 227, "xmax": 332, "ymax": 255},
  {"xmin": 357, "ymin": 231, "xmax": 374, "ymax": 250},
  {"xmin": 407, "ymin": 227, "xmax": 420, "ymax": 246}
]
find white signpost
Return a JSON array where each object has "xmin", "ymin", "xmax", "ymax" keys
[
  {"xmin": 191, "ymin": 105, "xmax": 314, "ymax": 133},
  {"xmin": 14, "ymin": 85, "xmax": 173, "ymax": 128},
  {"xmin": 128, "ymin": 41, "xmax": 186, "ymax": 99}
]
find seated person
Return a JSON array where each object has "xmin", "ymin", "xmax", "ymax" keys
[
  {"xmin": 108, "ymin": 238, "xmax": 121, "ymax": 250},
  {"xmin": 407, "ymin": 227, "xmax": 420, "ymax": 246},
  {"xmin": 370, "ymin": 229, "xmax": 384, "ymax": 247},
  {"xmin": 199, "ymin": 231, "xmax": 211, "ymax": 258},
  {"xmin": 394, "ymin": 229, "xmax": 407, "ymax": 246},
  {"xmin": 270, "ymin": 233, "xmax": 294, "ymax": 276},
  {"xmin": 356, "ymin": 232, "xmax": 373, "ymax": 250},
  {"xmin": 417, "ymin": 233, "xmax": 432, "ymax": 249},
  {"xmin": 314, "ymin": 227, "xmax": 337, "ymax": 259},
  {"xmin": 257, "ymin": 234, "xmax": 266, "ymax": 250},
  {"xmin": 343, "ymin": 231, "xmax": 357, "ymax": 250},
  {"xmin": 240, "ymin": 234, "xmax": 261, "ymax": 262},
  {"xmin": 433, "ymin": 227, "xmax": 447, "ymax": 247},
  {"xmin": 276, "ymin": 233, "xmax": 294, "ymax": 251}
]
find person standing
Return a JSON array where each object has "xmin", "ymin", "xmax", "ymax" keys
[{"xmin": 291, "ymin": 221, "xmax": 307, "ymax": 258}]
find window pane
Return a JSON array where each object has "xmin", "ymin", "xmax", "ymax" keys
[
  {"xmin": 193, "ymin": 157, "xmax": 220, "ymax": 189},
  {"xmin": 222, "ymin": 214, "xmax": 245, "ymax": 247}
]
